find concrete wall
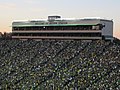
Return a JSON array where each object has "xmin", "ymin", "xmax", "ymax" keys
[{"xmin": 100, "ymin": 20, "xmax": 113, "ymax": 39}]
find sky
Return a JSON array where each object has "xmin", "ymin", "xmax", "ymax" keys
[{"xmin": 0, "ymin": 0, "xmax": 120, "ymax": 39}]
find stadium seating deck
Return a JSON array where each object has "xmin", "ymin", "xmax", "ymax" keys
[{"xmin": 0, "ymin": 39, "xmax": 120, "ymax": 89}]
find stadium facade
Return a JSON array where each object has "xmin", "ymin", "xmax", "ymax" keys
[{"xmin": 12, "ymin": 16, "xmax": 113, "ymax": 40}]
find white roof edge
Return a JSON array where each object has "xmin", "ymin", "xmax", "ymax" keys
[{"xmin": 12, "ymin": 17, "xmax": 112, "ymax": 23}]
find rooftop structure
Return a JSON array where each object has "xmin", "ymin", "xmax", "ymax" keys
[{"xmin": 12, "ymin": 15, "xmax": 113, "ymax": 40}]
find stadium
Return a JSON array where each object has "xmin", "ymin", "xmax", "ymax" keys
[{"xmin": 0, "ymin": 16, "xmax": 120, "ymax": 90}]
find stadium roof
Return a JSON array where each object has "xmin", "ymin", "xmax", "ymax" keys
[{"xmin": 12, "ymin": 24, "xmax": 98, "ymax": 27}]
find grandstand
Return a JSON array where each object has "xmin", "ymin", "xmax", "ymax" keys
[
  {"xmin": 0, "ymin": 15, "xmax": 119, "ymax": 89},
  {"xmin": 0, "ymin": 39, "xmax": 120, "ymax": 89},
  {"xmin": 12, "ymin": 16, "xmax": 113, "ymax": 40}
]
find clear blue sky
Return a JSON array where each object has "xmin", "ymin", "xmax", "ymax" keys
[{"xmin": 0, "ymin": 0, "xmax": 120, "ymax": 38}]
